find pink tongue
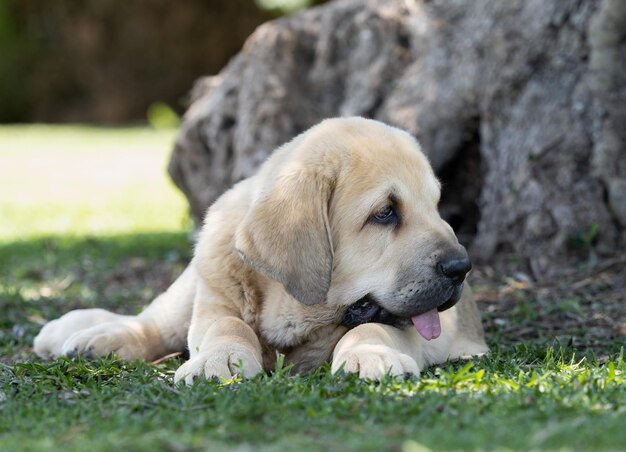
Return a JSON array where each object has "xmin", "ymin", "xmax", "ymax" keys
[{"xmin": 411, "ymin": 309, "xmax": 441, "ymax": 341}]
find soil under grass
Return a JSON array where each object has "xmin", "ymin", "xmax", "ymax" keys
[{"xmin": 0, "ymin": 125, "xmax": 624, "ymax": 451}]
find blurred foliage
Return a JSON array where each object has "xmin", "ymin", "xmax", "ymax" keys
[
  {"xmin": 0, "ymin": 1, "xmax": 39, "ymax": 121},
  {"xmin": 0, "ymin": 0, "xmax": 278, "ymax": 123},
  {"xmin": 147, "ymin": 101, "xmax": 180, "ymax": 130},
  {"xmin": 255, "ymin": 0, "xmax": 327, "ymax": 15}
]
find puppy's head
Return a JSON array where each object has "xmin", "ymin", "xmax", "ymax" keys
[{"xmin": 236, "ymin": 117, "xmax": 469, "ymax": 340}]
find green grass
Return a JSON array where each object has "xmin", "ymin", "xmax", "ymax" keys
[
  {"xmin": 1, "ymin": 125, "xmax": 624, "ymax": 451},
  {"xmin": 2, "ymin": 351, "xmax": 624, "ymax": 451}
]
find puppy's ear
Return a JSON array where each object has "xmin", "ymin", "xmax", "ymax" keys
[{"xmin": 235, "ymin": 170, "xmax": 334, "ymax": 305}]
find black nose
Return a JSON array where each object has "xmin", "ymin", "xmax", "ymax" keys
[{"xmin": 438, "ymin": 257, "xmax": 472, "ymax": 284}]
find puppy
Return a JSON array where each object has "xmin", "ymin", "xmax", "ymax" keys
[{"xmin": 34, "ymin": 117, "xmax": 488, "ymax": 383}]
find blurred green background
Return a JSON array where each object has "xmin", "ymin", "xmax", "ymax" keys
[
  {"xmin": 0, "ymin": 0, "xmax": 325, "ymax": 123},
  {"xmin": 0, "ymin": 0, "xmax": 326, "ymax": 241},
  {"xmin": 0, "ymin": 125, "xmax": 187, "ymax": 240}
]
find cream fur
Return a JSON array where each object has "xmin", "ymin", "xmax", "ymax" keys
[{"xmin": 33, "ymin": 117, "xmax": 488, "ymax": 383}]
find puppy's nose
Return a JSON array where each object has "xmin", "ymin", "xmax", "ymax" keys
[{"xmin": 438, "ymin": 256, "xmax": 472, "ymax": 284}]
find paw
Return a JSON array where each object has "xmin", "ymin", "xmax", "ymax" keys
[
  {"xmin": 33, "ymin": 309, "xmax": 122, "ymax": 358},
  {"xmin": 331, "ymin": 344, "xmax": 420, "ymax": 380},
  {"xmin": 61, "ymin": 322, "xmax": 149, "ymax": 361},
  {"xmin": 174, "ymin": 343, "xmax": 263, "ymax": 385}
]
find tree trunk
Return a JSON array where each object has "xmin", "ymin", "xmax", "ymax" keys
[{"xmin": 168, "ymin": 0, "xmax": 626, "ymax": 278}]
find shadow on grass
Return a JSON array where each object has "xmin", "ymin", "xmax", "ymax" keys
[
  {"xmin": 0, "ymin": 231, "xmax": 193, "ymax": 360},
  {"xmin": 0, "ymin": 232, "xmax": 192, "ymax": 271},
  {"xmin": 2, "ymin": 231, "xmax": 623, "ymax": 361}
]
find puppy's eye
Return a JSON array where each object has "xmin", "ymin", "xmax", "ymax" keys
[{"xmin": 370, "ymin": 205, "xmax": 398, "ymax": 225}]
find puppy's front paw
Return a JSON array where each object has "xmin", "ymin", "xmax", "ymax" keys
[
  {"xmin": 332, "ymin": 344, "xmax": 420, "ymax": 380},
  {"xmin": 61, "ymin": 322, "xmax": 149, "ymax": 361},
  {"xmin": 174, "ymin": 343, "xmax": 263, "ymax": 385}
]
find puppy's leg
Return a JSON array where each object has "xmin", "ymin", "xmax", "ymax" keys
[
  {"xmin": 34, "ymin": 265, "xmax": 197, "ymax": 361},
  {"xmin": 331, "ymin": 323, "xmax": 423, "ymax": 380},
  {"xmin": 174, "ymin": 280, "xmax": 263, "ymax": 384}
]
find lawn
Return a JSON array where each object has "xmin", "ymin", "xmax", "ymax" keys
[{"xmin": 1, "ymin": 125, "xmax": 624, "ymax": 451}]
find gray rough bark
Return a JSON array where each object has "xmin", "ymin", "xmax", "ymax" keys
[{"xmin": 169, "ymin": 0, "xmax": 626, "ymax": 277}]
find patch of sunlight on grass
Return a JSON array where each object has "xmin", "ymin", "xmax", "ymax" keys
[{"xmin": 0, "ymin": 125, "xmax": 190, "ymax": 241}]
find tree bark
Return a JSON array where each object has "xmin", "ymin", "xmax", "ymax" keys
[{"xmin": 169, "ymin": 0, "xmax": 626, "ymax": 277}]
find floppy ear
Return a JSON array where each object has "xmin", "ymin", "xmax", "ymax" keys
[{"xmin": 235, "ymin": 169, "xmax": 334, "ymax": 305}]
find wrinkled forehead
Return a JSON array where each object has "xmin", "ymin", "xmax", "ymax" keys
[{"xmin": 338, "ymin": 130, "xmax": 441, "ymax": 204}]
